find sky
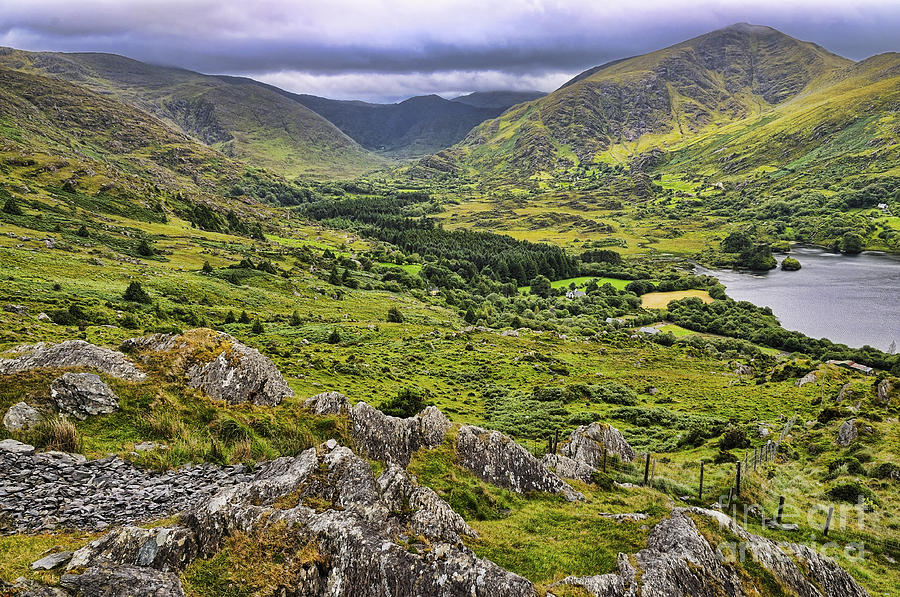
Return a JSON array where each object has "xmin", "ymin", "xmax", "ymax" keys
[{"xmin": 0, "ymin": 0, "xmax": 898, "ymax": 103}]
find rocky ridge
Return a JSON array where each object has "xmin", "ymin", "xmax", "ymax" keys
[{"xmin": 0, "ymin": 340, "xmax": 146, "ymax": 381}]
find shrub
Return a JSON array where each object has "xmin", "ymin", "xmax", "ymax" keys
[
  {"xmin": 869, "ymin": 462, "xmax": 899, "ymax": 480},
  {"xmin": 76, "ymin": 224, "xmax": 90, "ymax": 238},
  {"xmin": 718, "ymin": 425, "xmax": 750, "ymax": 451},
  {"xmin": 224, "ymin": 310, "xmax": 236, "ymax": 324},
  {"xmin": 380, "ymin": 387, "xmax": 430, "ymax": 418},
  {"xmin": 387, "ymin": 306, "xmax": 404, "ymax": 323},
  {"xmin": 238, "ymin": 311, "xmax": 251, "ymax": 324},
  {"xmin": 289, "ymin": 310, "xmax": 302, "ymax": 326},
  {"xmin": 202, "ymin": 261, "xmax": 214, "ymax": 274},
  {"xmin": 123, "ymin": 281, "xmax": 151, "ymax": 304},
  {"xmin": 251, "ymin": 319, "xmax": 265, "ymax": 334},
  {"xmin": 713, "ymin": 450, "xmax": 737, "ymax": 464},
  {"xmin": 2, "ymin": 196, "xmax": 22, "ymax": 215},
  {"xmin": 826, "ymin": 480, "xmax": 878, "ymax": 506},
  {"xmin": 137, "ymin": 239, "xmax": 155, "ymax": 256},
  {"xmin": 327, "ymin": 329, "xmax": 341, "ymax": 344}
]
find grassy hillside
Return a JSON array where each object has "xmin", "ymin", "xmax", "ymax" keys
[{"xmin": 0, "ymin": 47, "xmax": 386, "ymax": 179}]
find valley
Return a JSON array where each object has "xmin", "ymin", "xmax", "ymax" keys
[{"xmin": 0, "ymin": 19, "xmax": 898, "ymax": 597}]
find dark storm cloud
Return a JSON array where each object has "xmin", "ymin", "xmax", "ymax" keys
[{"xmin": 0, "ymin": 0, "xmax": 897, "ymax": 102}]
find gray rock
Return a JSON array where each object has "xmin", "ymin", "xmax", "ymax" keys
[
  {"xmin": 349, "ymin": 402, "xmax": 451, "ymax": 466},
  {"xmin": 304, "ymin": 391, "xmax": 351, "ymax": 415},
  {"xmin": 61, "ymin": 563, "xmax": 186, "ymax": 597},
  {"xmin": 68, "ymin": 526, "xmax": 197, "ymax": 572},
  {"xmin": 3, "ymin": 401, "xmax": 41, "ymax": 431},
  {"xmin": 540, "ymin": 453, "xmax": 596, "ymax": 483},
  {"xmin": 562, "ymin": 422, "xmax": 635, "ymax": 466},
  {"xmin": 0, "ymin": 438, "xmax": 35, "ymax": 454},
  {"xmin": 796, "ymin": 371, "xmax": 818, "ymax": 387},
  {"xmin": 456, "ymin": 425, "xmax": 583, "ymax": 501},
  {"xmin": 837, "ymin": 419, "xmax": 858, "ymax": 447},
  {"xmin": 37, "ymin": 312, "xmax": 52, "ymax": 322},
  {"xmin": 4, "ymin": 304, "xmax": 28, "ymax": 316},
  {"xmin": 598, "ymin": 512, "xmax": 649, "ymax": 522},
  {"xmin": 51, "ymin": 372, "xmax": 119, "ymax": 420},
  {"xmin": 31, "ymin": 551, "xmax": 73, "ymax": 570},
  {"xmin": 0, "ymin": 340, "xmax": 146, "ymax": 381},
  {"xmin": 134, "ymin": 441, "xmax": 166, "ymax": 452},
  {"xmin": 836, "ymin": 382, "xmax": 851, "ymax": 403},
  {"xmin": 554, "ymin": 508, "xmax": 869, "ymax": 597},
  {"xmin": 122, "ymin": 329, "xmax": 292, "ymax": 406},
  {"xmin": 876, "ymin": 378, "xmax": 893, "ymax": 405}
]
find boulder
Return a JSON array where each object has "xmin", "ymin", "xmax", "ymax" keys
[
  {"xmin": 122, "ymin": 329, "xmax": 292, "ymax": 406},
  {"xmin": 562, "ymin": 422, "xmax": 635, "ymax": 466},
  {"xmin": 540, "ymin": 453, "xmax": 596, "ymax": 483},
  {"xmin": 553, "ymin": 507, "xmax": 869, "ymax": 597},
  {"xmin": 0, "ymin": 438, "xmax": 35, "ymax": 454},
  {"xmin": 50, "ymin": 372, "xmax": 119, "ymax": 420},
  {"xmin": 37, "ymin": 312, "xmax": 52, "ymax": 322},
  {"xmin": 836, "ymin": 383, "xmax": 851, "ymax": 403},
  {"xmin": 0, "ymin": 340, "xmax": 146, "ymax": 381},
  {"xmin": 60, "ymin": 563, "xmax": 186, "ymax": 597},
  {"xmin": 796, "ymin": 371, "xmax": 818, "ymax": 387},
  {"xmin": 349, "ymin": 402, "xmax": 451, "ymax": 466},
  {"xmin": 3, "ymin": 401, "xmax": 41, "ymax": 431},
  {"xmin": 456, "ymin": 425, "xmax": 583, "ymax": 501},
  {"xmin": 4, "ymin": 304, "xmax": 28, "ymax": 316},
  {"xmin": 304, "ymin": 391, "xmax": 351, "ymax": 415},
  {"xmin": 837, "ymin": 419, "xmax": 858, "ymax": 447},
  {"xmin": 31, "ymin": 551, "xmax": 73, "ymax": 571},
  {"xmin": 68, "ymin": 526, "xmax": 197, "ymax": 572},
  {"xmin": 876, "ymin": 378, "xmax": 893, "ymax": 405}
]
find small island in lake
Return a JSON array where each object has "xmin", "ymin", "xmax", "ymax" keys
[{"xmin": 781, "ymin": 257, "xmax": 802, "ymax": 270}]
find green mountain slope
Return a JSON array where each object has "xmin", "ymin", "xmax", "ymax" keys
[
  {"xmin": 426, "ymin": 24, "xmax": 892, "ymax": 179},
  {"xmin": 450, "ymin": 90, "xmax": 545, "ymax": 109},
  {"xmin": 0, "ymin": 48, "xmax": 386, "ymax": 179}
]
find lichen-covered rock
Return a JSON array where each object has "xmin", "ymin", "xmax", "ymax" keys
[
  {"xmin": 50, "ymin": 373, "xmax": 119, "ymax": 420},
  {"xmin": 349, "ymin": 402, "xmax": 451, "ymax": 466},
  {"xmin": 541, "ymin": 453, "xmax": 596, "ymax": 483},
  {"xmin": 4, "ymin": 304, "xmax": 28, "ymax": 315},
  {"xmin": 71, "ymin": 440, "xmax": 534, "ymax": 597},
  {"xmin": 3, "ymin": 401, "xmax": 41, "ymax": 431},
  {"xmin": 796, "ymin": 371, "xmax": 819, "ymax": 387},
  {"xmin": 0, "ymin": 438, "xmax": 35, "ymax": 454},
  {"xmin": 562, "ymin": 422, "xmax": 635, "ymax": 466},
  {"xmin": 456, "ymin": 425, "xmax": 584, "ymax": 501},
  {"xmin": 122, "ymin": 328, "xmax": 292, "ymax": 406},
  {"xmin": 60, "ymin": 563, "xmax": 186, "ymax": 597},
  {"xmin": 876, "ymin": 378, "xmax": 893, "ymax": 405},
  {"xmin": 553, "ymin": 508, "xmax": 869, "ymax": 597},
  {"xmin": 837, "ymin": 418, "xmax": 858, "ymax": 447},
  {"xmin": 0, "ymin": 340, "xmax": 145, "ymax": 381},
  {"xmin": 67, "ymin": 526, "xmax": 197, "ymax": 572},
  {"xmin": 304, "ymin": 391, "xmax": 351, "ymax": 415},
  {"xmin": 31, "ymin": 551, "xmax": 73, "ymax": 571}
]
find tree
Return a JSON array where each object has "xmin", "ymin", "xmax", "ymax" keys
[
  {"xmin": 123, "ymin": 281, "xmax": 151, "ymax": 304},
  {"xmin": 387, "ymin": 306, "xmax": 404, "ymax": 323},
  {"xmin": 251, "ymin": 319, "xmax": 265, "ymax": 334},
  {"xmin": 76, "ymin": 225, "xmax": 90, "ymax": 238},
  {"xmin": 290, "ymin": 310, "xmax": 303, "ymax": 326},
  {"xmin": 137, "ymin": 239, "xmax": 154, "ymax": 257},
  {"xmin": 327, "ymin": 328, "xmax": 341, "ymax": 344},
  {"xmin": 329, "ymin": 266, "xmax": 342, "ymax": 285},
  {"xmin": 464, "ymin": 308, "xmax": 476, "ymax": 324},
  {"xmin": 841, "ymin": 232, "xmax": 864, "ymax": 254},
  {"xmin": 721, "ymin": 231, "xmax": 752, "ymax": 253},
  {"xmin": 238, "ymin": 310, "xmax": 251, "ymax": 324},
  {"xmin": 202, "ymin": 261, "xmax": 214, "ymax": 274},
  {"xmin": 2, "ymin": 197, "xmax": 22, "ymax": 216},
  {"xmin": 530, "ymin": 275, "xmax": 552, "ymax": 298},
  {"xmin": 224, "ymin": 310, "xmax": 236, "ymax": 324}
]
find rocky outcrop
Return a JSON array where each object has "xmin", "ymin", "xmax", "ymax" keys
[
  {"xmin": 50, "ymin": 373, "xmax": 119, "ymax": 420},
  {"xmin": 796, "ymin": 371, "xmax": 819, "ymax": 387},
  {"xmin": 876, "ymin": 378, "xmax": 893, "ymax": 405},
  {"xmin": 49, "ymin": 441, "xmax": 535, "ymax": 597},
  {"xmin": 60, "ymin": 563, "xmax": 186, "ymax": 597},
  {"xmin": 122, "ymin": 328, "xmax": 292, "ymax": 406},
  {"xmin": 552, "ymin": 508, "xmax": 869, "ymax": 597},
  {"xmin": 540, "ymin": 453, "xmax": 596, "ymax": 483},
  {"xmin": 3, "ymin": 401, "xmax": 41, "ymax": 431},
  {"xmin": 456, "ymin": 425, "xmax": 584, "ymax": 501},
  {"xmin": 303, "ymin": 393, "xmax": 452, "ymax": 467},
  {"xmin": 0, "ymin": 448, "xmax": 255, "ymax": 533},
  {"xmin": 562, "ymin": 422, "xmax": 635, "ymax": 466},
  {"xmin": 350, "ymin": 402, "xmax": 451, "ymax": 466},
  {"xmin": 0, "ymin": 340, "xmax": 146, "ymax": 381},
  {"xmin": 837, "ymin": 419, "xmax": 858, "ymax": 447}
]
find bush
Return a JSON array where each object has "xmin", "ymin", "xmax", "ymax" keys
[
  {"xmin": 714, "ymin": 450, "xmax": 738, "ymax": 464},
  {"xmin": 251, "ymin": 319, "xmax": 265, "ymax": 334},
  {"xmin": 123, "ymin": 281, "xmax": 151, "ymax": 304},
  {"xmin": 387, "ymin": 306, "xmax": 404, "ymax": 323},
  {"xmin": 2, "ymin": 196, "xmax": 22, "ymax": 215},
  {"xmin": 238, "ymin": 311, "xmax": 251, "ymax": 324},
  {"xmin": 76, "ymin": 224, "xmax": 90, "ymax": 238},
  {"xmin": 137, "ymin": 239, "xmax": 155, "ymax": 257},
  {"xmin": 869, "ymin": 462, "xmax": 899, "ymax": 480},
  {"xmin": 327, "ymin": 329, "xmax": 341, "ymax": 344},
  {"xmin": 290, "ymin": 310, "xmax": 302, "ymax": 326},
  {"xmin": 380, "ymin": 387, "xmax": 430, "ymax": 418},
  {"xmin": 826, "ymin": 480, "xmax": 878, "ymax": 506},
  {"xmin": 718, "ymin": 425, "xmax": 750, "ymax": 450}
]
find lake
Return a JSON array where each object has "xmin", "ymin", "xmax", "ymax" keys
[{"xmin": 696, "ymin": 246, "xmax": 900, "ymax": 352}]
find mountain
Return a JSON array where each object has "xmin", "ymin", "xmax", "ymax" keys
[
  {"xmin": 0, "ymin": 47, "xmax": 386, "ymax": 179},
  {"xmin": 451, "ymin": 90, "xmax": 545, "ymax": 109},
  {"xmin": 287, "ymin": 91, "xmax": 543, "ymax": 158},
  {"xmin": 419, "ymin": 24, "xmax": 899, "ymax": 180}
]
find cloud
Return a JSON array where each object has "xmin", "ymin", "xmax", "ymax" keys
[{"xmin": 0, "ymin": 0, "xmax": 897, "ymax": 101}]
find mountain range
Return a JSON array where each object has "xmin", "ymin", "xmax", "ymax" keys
[{"xmin": 418, "ymin": 24, "xmax": 899, "ymax": 185}]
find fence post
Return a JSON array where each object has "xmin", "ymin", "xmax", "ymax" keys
[
  {"xmin": 698, "ymin": 461, "xmax": 704, "ymax": 501},
  {"xmin": 824, "ymin": 505, "xmax": 834, "ymax": 537},
  {"xmin": 643, "ymin": 453, "xmax": 651, "ymax": 486},
  {"xmin": 735, "ymin": 461, "xmax": 742, "ymax": 498},
  {"xmin": 776, "ymin": 496, "xmax": 785, "ymax": 525},
  {"xmin": 727, "ymin": 486, "xmax": 734, "ymax": 509}
]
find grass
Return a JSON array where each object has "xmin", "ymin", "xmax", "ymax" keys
[
  {"xmin": 0, "ymin": 531, "xmax": 102, "ymax": 585},
  {"xmin": 641, "ymin": 289, "xmax": 713, "ymax": 309}
]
